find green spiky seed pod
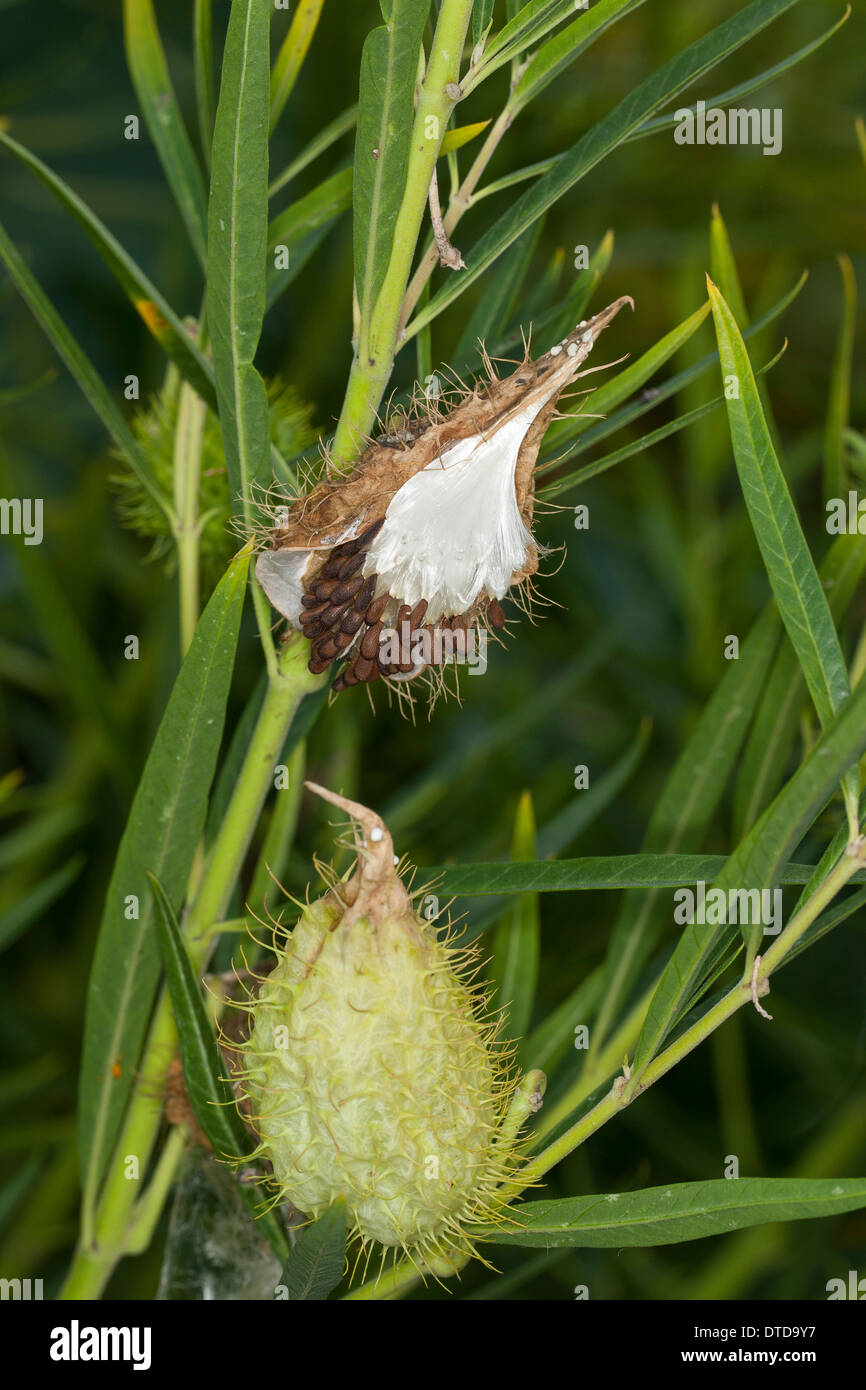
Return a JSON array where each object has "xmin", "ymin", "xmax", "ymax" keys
[
  {"xmin": 113, "ymin": 372, "xmax": 316, "ymax": 593},
  {"xmin": 237, "ymin": 783, "xmax": 543, "ymax": 1266}
]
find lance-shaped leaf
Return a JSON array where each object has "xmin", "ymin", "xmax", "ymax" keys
[
  {"xmin": 148, "ymin": 873, "xmax": 289, "ymax": 1260},
  {"xmin": 733, "ymin": 533, "xmax": 866, "ymax": 838},
  {"xmin": 0, "ymin": 131, "xmax": 217, "ymax": 411},
  {"xmin": 591, "ymin": 606, "xmax": 780, "ymax": 1052},
  {"xmin": 78, "ymin": 550, "xmax": 249, "ymax": 1207},
  {"xmin": 708, "ymin": 278, "xmax": 858, "ymax": 820},
  {"xmin": 354, "ymin": 0, "xmax": 430, "ymax": 334},
  {"xmin": 823, "ymin": 253, "xmax": 857, "ymax": 503},
  {"xmin": 208, "ymin": 0, "xmax": 272, "ymax": 514},
  {"xmin": 482, "ymin": 1178, "xmax": 866, "ymax": 1247},
  {"xmin": 410, "ymin": 0, "xmax": 802, "ymax": 334},
  {"xmin": 123, "ymin": 0, "xmax": 208, "ymax": 267},
  {"xmin": 270, "ymin": 0, "xmax": 327, "ymax": 132},
  {"xmin": 421, "ymin": 852, "xmax": 864, "ymax": 898},
  {"xmin": 0, "ymin": 218, "xmax": 166, "ymax": 515},
  {"xmin": 279, "ymin": 1200, "xmax": 347, "ymax": 1300},
  {"xmin": 630, "ymin": 672, "xmax": 866, "ymax": 1080},
  {"xmin": 489, "ymin": 793, "xmax": 540, "ymax": 1056}
]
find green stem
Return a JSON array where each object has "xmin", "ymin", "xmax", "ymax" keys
[
  {"xmin": 172, "ymin": 378, "xmax": 207, "ymax": 656},
  {"xmin": 60, "ymin": 634, "xmax": 323, "ymax": 1300},
  {"xmin": 125, "ymin": 1126, "xmax": 189, "ymax": 1255},
  {"xmin": 533, "ymin": 982, "xmax": 654, "ymax": 1142},
  {"xmin": 330, "ymin": 0, "xmax": 474, "ymax": 465}
]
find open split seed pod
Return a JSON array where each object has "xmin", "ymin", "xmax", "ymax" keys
[{"xmin": 256, "ymin": 297, "xmax": 633, "ymax": 697}]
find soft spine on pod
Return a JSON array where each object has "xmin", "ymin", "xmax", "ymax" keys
[{"xmin": 233, "ymin": 783, "xmax": 542, "ymax": 1272}]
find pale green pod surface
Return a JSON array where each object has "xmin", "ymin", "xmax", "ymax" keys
[{"xmin": 239, "ymin": 784, "xmax": 528, "ymax": 1261}]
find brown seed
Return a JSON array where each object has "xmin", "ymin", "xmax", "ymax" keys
[
  {"xmin": 331, "ymin": 675, "xmax": 347, "ymax": 693},
  {"xmin": 365, "ymin": 593, "xmax": 388, "ymax": 624},
  {"xmin": 334, "ymin": 629, "xmax": 355, "ymax": 650},
  {"xmin": 340, "ymin": 608, "xmax": 364, "ymax": 636},
  {"xmin": 360, "ymin": 621, "xmax": 382, "ymax": 660},
  {"xmin": 353, "ymin": 655, "xmax": 377, "ymax": 682},
  {"xmin": 354, "ymin": 575, "xmax": 377, "ymax": 612},
  {"xmin": 488, "ymin": 598, "xmax": 506, "ymax": 630},
  {"xmin": 308, "ymin": 655, "xmax": 332, "ymax": 675},
  {"xmin": 315, "ymin": 635, "xmax": 341, "ymax": 661},
  {"xmin": 339, "ymin": 517, "xmax": 385, "ymax": 557},
  {"xmin": 408, "ymin": 598, "xmax": 428, "ymax": 628},
  {"xmin": 300, "ymin": 620, "xmax": 326, "ymax": 640},
  {"xmin": 335, "ymin": 551, "xmax": 362, "ymax": 581},
  {"xmin": 313, "ymin": 577, "xmax": 340, "ymax": 600},
  {"xmin": 300, "ymin": 600, "xmax": 329, "ymax": 624},
  {"xmin": 301, "ymin": 592, "xmax": 322, "ymax": 609},
  {"xmin": 330, "ymin": 574, "xmax": 364, "ymax": 605},
  {"xmin": 342, "ymin": 664, "xmax": 360, "ymax": 687},
  {"xmin": 319, "ymin": 601, "xmax": 348, "ymax": 628},
  {"xmin": 451, "ymin": 613, "xmax": 468, "ymax": 632}
]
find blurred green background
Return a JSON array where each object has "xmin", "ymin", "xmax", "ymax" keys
[{"xmin": 0, "ymin": 0, "xmax": 864, "ymax": 1299}]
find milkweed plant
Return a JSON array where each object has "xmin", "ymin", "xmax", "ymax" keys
[{"xmin": 0, "ymin": 0, "xmax": 864, "ymax": 1301}]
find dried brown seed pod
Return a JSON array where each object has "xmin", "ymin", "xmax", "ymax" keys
[{"xmin": 254, "ymin": 297, "xmax": 634, "ymax": 698}]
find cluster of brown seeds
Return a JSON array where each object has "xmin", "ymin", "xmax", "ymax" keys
[{"xmin": 298, "ymin": 518, "xmax": 508, "ymax": 694}]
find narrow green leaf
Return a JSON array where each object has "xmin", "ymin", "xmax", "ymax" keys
[
  {"xmin": 475, "ymin": 0, "xmax": 580, "ymax": 83},
  {"xmin": 422, "ymin": 852, "xmax": 863, "ymax": 898},
  {"xmin": 823, "ymin": 253, "xmax": 857, "ymax": 503},
  {"xmin": 411, "ymin": 0, "xmax": 802, "ymax": 334},
  {"xmin": 268, "ymin": 103, "xmax": 357, "ymax": 199},
  {"xmin": 270, "ymin": 0, "xmax": 327, "ymax": 132},
  {"xmin": 279, "ymin": 1200, "xmax": 347, "ymax": 1299},
  {"xmin": 538, "ymin": 271, "xmax": 807, "ymax": 472},
  {"xmin": 0, "ymin": 218, "xmax": 167, "ymax": 515},
  {"xmin": 383, "ymin": 639, "xmax": 613, "ymax": 831},
  {"xmin": 708, "ymin": 279, "xmax": 856, "ymax": 814},
  {"xmin": 267, "ymin": 165, "xmax": 353, "ymax": 304},
  {"xmin": 530, "ymin": 229, "xmax": 614, "ymax": 355},
  {"xmin": 511, "ymin": 0, "xmax": 647, "ymax": 115},
  {"xmin": 454, "ymin": 222, "xmax": 543, "ymax": 367},
  {"xmin": 733, "ymin": 533, "xmax": 866, "ymax": 838},
  {"xmin": 523, "ymin": 968, "xmax": 604, "ymax": 1077},
  {"xmin": 208, "ymin": 0, "xmax": 272, "ymax": 514},
  {"xmin": 148, "ymin": 873, "xmax": 289, "ymax": 1259},
  {"xmin": 123, "ymin": 0, "xmax": 208, "ymax": 267},
  {"xmin": 194, "ymin": 0, "xmax": 216, "ymax": 167},
  {"xmin": 541, "ymin": 396, "xmax": 721, "ymax": 498},
  {"xmin": 471, "ymin": 0, "xmax": 495, "ymax": 49},
  {"xmin": 490, "ymin": 793, "xmax": 540, "ymax": 1053},
  {"xmin": 440, "ymin": 119, "xmax": 491, "ymax": 155},
  {"xmin": 543, "ymin": 300, "xmax": 712, "ymax": 455},
  {"xmin": 484, "ymin": 1178, "xmax": 866, "ymax": 1247},
  {"xmin": 631, "ymin": 672, "xmax": 866, "ymax": 1076},
  {"xmin": 0, "ymin": 856, "xmax": 83, "ymax": 958},
  {"xmin": 0, "ymin": 131, "xmax": 217, "ymax": 410},
  {"xmin": 709, "ymin": 204, "xmax": 749, "ymax": 327},
  {"xmin": 592, "ymin": 606, "xmax": 779, "ymax": 1049},
  {"xmin": 147, "ymin": 875, "xmax": 249, "ymax": 1163},
  {"xmin": 354, "ymin": 0, "xmax": 430, "ymax": 332},
  {"xmin": 78, "ymin": 550, "xmax": 249, "ymax": 1204},
  {"xmin": 537, "ymin": 718, "xmax": 651, "ymax": 859},
  {"xmin": 632, "ymin": 6, "xmax": 851, "ymax": 144}
]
